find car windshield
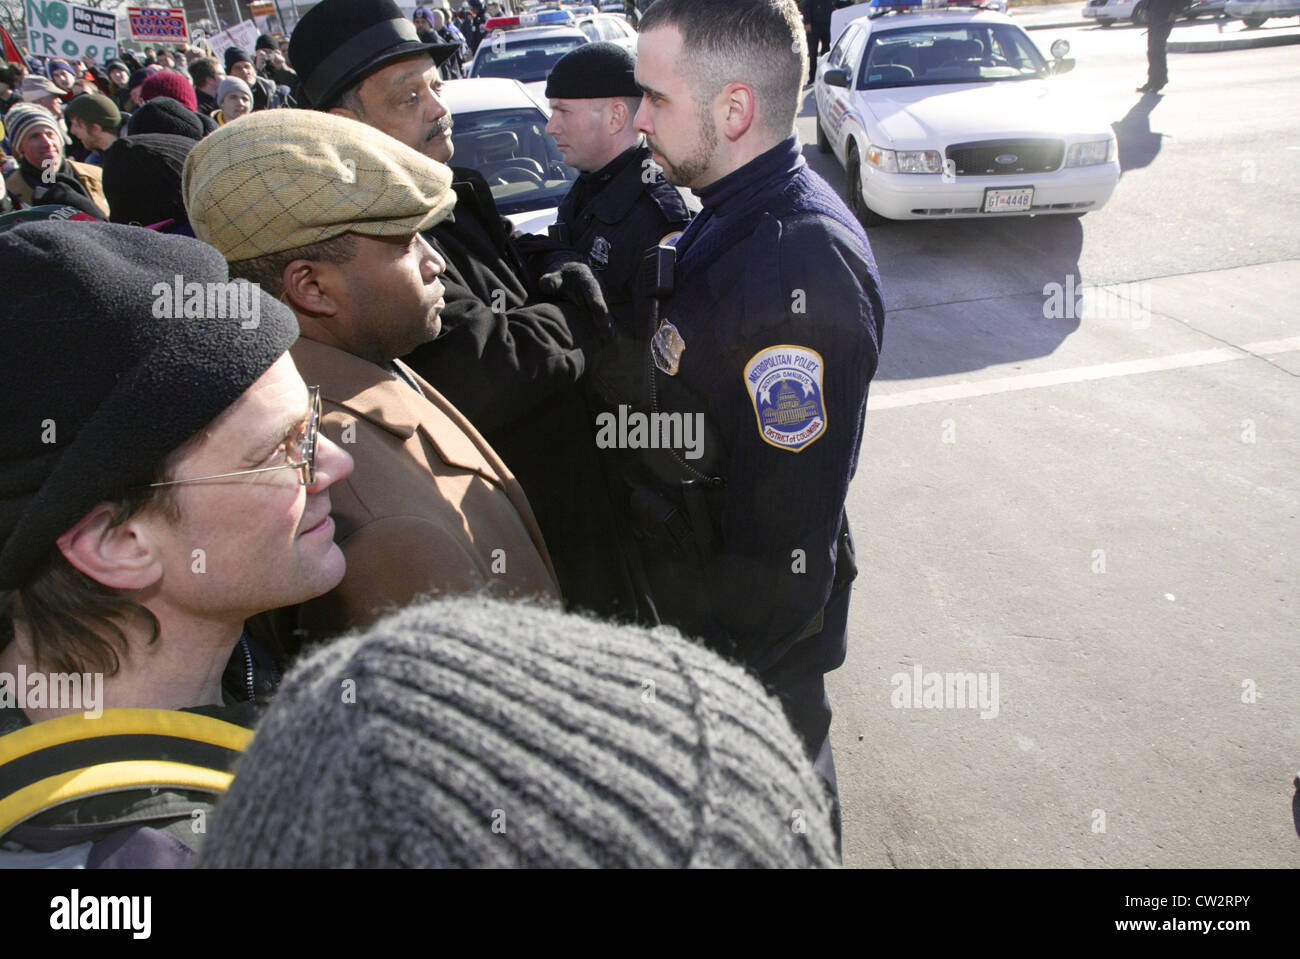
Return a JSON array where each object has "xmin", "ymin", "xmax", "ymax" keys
[
  {"xmin": 471, "ymin": 36, "xmax": 587, "ymax": 82},
  {"xmin": 452, "ymin": 107, "xmax": 577, "ymax": 215},
  {"xmin": 858, "ymin": 24, "xmax": 1050, "ymax": 88}
]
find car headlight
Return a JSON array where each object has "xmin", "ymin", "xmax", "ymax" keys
[
  {"xmin": 1066, "ymin": 138, "xmax": 1116, "ymax": 167},
  {"xmin": 867, "ymin": 145, "xmax": 944, "ymax": 174}
]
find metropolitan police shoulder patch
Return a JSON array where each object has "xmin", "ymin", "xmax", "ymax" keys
[{"xmin": 744, "ymin": 345, "xmax": 827, "ymax": 452}]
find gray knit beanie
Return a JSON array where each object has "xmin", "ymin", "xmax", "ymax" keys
[
  {"xmin": 217, "ymin": 75, "xmax": 252, "ymax": 108},
  {"xmin": 201, "ymin": 596, "xmax": 839, "ymax": 868}
]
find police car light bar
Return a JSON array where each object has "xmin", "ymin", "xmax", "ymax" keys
[
  {"xmin": 484, "ymin": 9, "xmax": 574, "ymax": 30},
  {"xmin": 868, "ymin": 0, "xmax": 1004, "ymax": 12}
]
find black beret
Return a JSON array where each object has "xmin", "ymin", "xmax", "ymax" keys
[
  {"xmin": 545, "ymin": 41, "xmax": 639, "ymax": 100},
  {"xmin": 103, "ymin": 134, "xmax": 195, "ymax": 227},
  {"xmin": 0, "ymin": 222, "xmax": 300, "ymax": 589},
  {"xmin": 256, "ymin": 33, "xmax": 278, "ymax": 51},
  {"xmin": 128, "ymin": 67, "xmax": 151, "ymax": 91},
  {"xmin": 127, "ymin": 96, "xmax": 216, "ymax": 140}
]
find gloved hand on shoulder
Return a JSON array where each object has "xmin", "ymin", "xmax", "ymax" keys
[{"xmin": 538, "ymin": 260, "xmax": 613, "ymax": 338}]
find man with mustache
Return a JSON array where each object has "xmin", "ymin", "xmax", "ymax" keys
[
  {"xmin": 288, "ymin": 0, "xmax": 640, "ymax": 617},
  {"xmin": 184, "ymin": 109, "xmax": 561, "ymax": 656}
]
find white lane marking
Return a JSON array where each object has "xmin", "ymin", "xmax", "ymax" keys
[{"xmin": 868, "ymin": 336, "xmax": 1300, "ymax": 411}]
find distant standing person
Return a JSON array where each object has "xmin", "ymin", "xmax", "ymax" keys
[
  {"xmin": 801, "ymin": 0, "xmax": 835, "ymax": 85},
  {"xmin": 1138, "ymin": 0, "xmax": 1178, "ymax": 93}
]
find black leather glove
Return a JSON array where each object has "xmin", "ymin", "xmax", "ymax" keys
[{"xmin": 538, "ymin": 261, "xmax": 613, "ymax": 337}]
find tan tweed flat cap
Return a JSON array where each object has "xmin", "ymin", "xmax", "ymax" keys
[{"xmin": 183, "ymin": 110, "xmax": 456, "ymax": 263}]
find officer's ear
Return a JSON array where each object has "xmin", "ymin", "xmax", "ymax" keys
[
  {"xmin": 718, "ymin": 81, "xmax": 756, "ymax": 142},
  {"xmin": 606, "ymin": 98, "xmax": 626, "ymax": 134},
  {"xmin": 612, "ymin": 96, "xmax": 640, "ymax": 134}
]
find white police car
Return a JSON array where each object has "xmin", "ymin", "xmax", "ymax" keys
[
  {"xmin": 1081, "ymin": 0, "xmax": 1147, "ymax": 25},
  {"xmin": 1223, "ymin": 0, "xmax": 1300, "ymax": 25},
  {"xmin": 466, "ymin": 10, "xmax": 590, "ymax": 97},
  {"xmin": 574, "ymin": 12, "xmax": 638, "ymax": 53},
  {"xmin": 815, "ymin": 0, "xmax": 1119, "ymax": 224},
  {"xmin": 441, "ymin": 77, "xmax": 578, "ymax": 235}
]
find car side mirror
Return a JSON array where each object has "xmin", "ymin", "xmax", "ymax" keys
[
  {"xmin": 1051, "ymin": 57, "xmax": 1076, "ymax": 75},
  {"xmin": 823, "ymin": 67, "xmax": 850, "ymax": 88},
  {"xmin": 1050, "ymin": 38, "xmax": 1070, "ymax": 58}
]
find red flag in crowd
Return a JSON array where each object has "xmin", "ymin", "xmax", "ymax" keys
[{"xmin": 1, "ymin": 25, "xmax": 22, "ymax": 64}]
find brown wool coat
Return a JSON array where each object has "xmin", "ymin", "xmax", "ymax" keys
[{"xmin": 283, "ymin": 337, "xmax": 561, "ymax": 646}]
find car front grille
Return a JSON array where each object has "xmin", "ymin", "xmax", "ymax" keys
[{"xmin": 946, "ymin": 139, "xmax": 1065, "ymax": 176}]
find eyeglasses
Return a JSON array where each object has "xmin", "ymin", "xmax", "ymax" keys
[{"xmin": 149, "ymin": 386, "xmax": 322, "ymax": 489}]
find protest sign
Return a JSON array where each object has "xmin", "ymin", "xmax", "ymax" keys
[
  {"xmin": 127, "ymin": 7, "xmax": 189, "ymax": 43},
  {"xmin": 25, "ymin": 0, "xmax": 118, "ymax": 64}
]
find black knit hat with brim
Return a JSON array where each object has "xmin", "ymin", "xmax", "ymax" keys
[
  {"xmin": 103, "ymin": 134, "xmax": 195, "ymax": 227},
  {"xmin": 288, "ymin": 0, "xmax": 459, "ymax": 110},
  {"xmin": 0, "ymin": 222, "xmax": 299, "ymax": 589},
  {"xmin": 545, "ymin": 41, "xmax": 640, "ymax": 100}
]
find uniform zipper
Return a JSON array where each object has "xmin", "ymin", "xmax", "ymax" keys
[{"xmin": 239, "ymin": 636, "xmax": 255, "ymax": 704}]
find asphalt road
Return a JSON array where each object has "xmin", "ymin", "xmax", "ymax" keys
[{"xmin": 794, "ymin": 26, "xmax": 1300, "ymax": 867}]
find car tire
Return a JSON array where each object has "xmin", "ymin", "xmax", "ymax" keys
[
  {"xmin": 1098, "ymin": 17, "xmax": 1115, "ymax": 25},
  {"xmin": 846, "ymin": 147, "xmax": 889, "ymax": 227},
  {"xmin": 1242, "ymin": 15, "xmax": 1266, "ymax": 26},
  {"xmin": 1132, "ymin": 1, "xmax": 1148, "ymax": 24},
  {"xmin": 816, "ymin": 108, "xmax": 832, "ymax": 154}
]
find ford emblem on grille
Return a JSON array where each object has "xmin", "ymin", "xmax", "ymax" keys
[{"xmin": 996, "ymin": 153, "xmax": 1018, "ymax": 165}]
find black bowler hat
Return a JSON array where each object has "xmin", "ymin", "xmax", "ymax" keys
[{"xmin": 289, "ymin": 0, "xmax": 460, "ymax": 110}]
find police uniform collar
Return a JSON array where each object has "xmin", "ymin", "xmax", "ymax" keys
[
  {"xmin": 693, "ymin": 134, "xmax": 804, "ymax": 215},
  {"xmin": 580, "ymin": 144, "xmax": 658, "ymax": 225},
  {"xmin": 580, "ymin": 142, "xmax": 639, "ymax": 188}
]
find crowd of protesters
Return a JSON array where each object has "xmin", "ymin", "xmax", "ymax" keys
[{"xmin": 0, "ymin": 0, "xmax": 883, "ymax": 871}]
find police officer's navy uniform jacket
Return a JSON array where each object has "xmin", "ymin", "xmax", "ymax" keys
[
  {"xmin": 403, "ymin": 166, "xmax": 639, "ymax": 616},
  {"xmin": 592, "ymin": 134, "xmax": 884, "ymax": 770},
  {"xmin": 519, "ymin": 143, "xmax": 692, "ymax": 322}
]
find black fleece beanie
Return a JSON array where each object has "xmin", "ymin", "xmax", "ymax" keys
[{"xmin": 0, "ymin": 222, "xmax": 299, "ymax": 589}]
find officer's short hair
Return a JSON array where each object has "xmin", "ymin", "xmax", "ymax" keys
[{"xmin": 639, "ymin": 0, "xmax": 807, "ymax": 140}]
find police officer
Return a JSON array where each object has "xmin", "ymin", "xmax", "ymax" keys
[
  {"xmin": 800, "ymin": 0, "xmax": 836, "ymax": 85},
  {"xmin": 518, "ymin": 42, "xmax": 691, "ymax": 326},
  {"xmin": 601, "ymin": 0, "xmax": 884, "ymax": 840},
  {"xmin": 1138, "ymin": 0, "xmax": 1180, "ymax": 93}
]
